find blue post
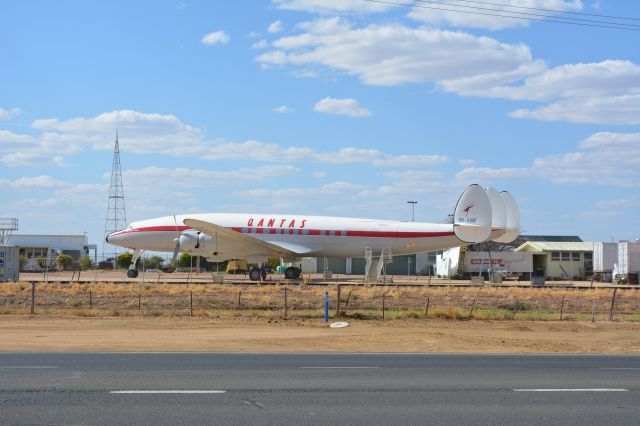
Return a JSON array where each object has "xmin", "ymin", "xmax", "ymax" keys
[{"xmin": 324, "ymin": 291, "xmax": 329, "ymax": 324}]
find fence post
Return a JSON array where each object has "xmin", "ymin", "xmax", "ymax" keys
[
  {"xmin": 425, "ymin": 296, "xmax": 430, "ymax": 320},
  {"xmin": 382, "ymin": 293, "xmax": 386, "ymax": 320},
  {"xmin": 592, "ymin": 299, "xmax": 596, "ymax": 323},
  {"xmin": 190, "ymin": 291, "xmax": 193, "ymax": 317},
  {"xmin": 336, "ymin": 285, "xmax": 341, "ymax": 317},
  {"xmin": 237, "ymin": 290, "xmax": 242, "ymax": 308},
  {"xmin": 610, "ymin": 288, "xmax": 617, "ymax": 322},
  {"xmin": 30, "ymin": 281, "xmax": 36, "ymax": 314},
  {"xmin": 89, "ymin": 290, "xmax": 93, "ymax": 309},
  {"xmin": 559, "ymin": 295, "xmax": 565, "ymax": 320},
  {"xmin": 511, "ymin": 298, "xmax": 518, "ymax": 320},
  {"xmin": 284, "ymin": 287, "xmax": 288, "ymax": 319},
  {"xmin": 468, "ymin": 296, "xmax": 477, "ymax": 320},
  {"xmin": 138, "ymin": 293, "xmax": 142, "ymax": 310},
  {"xmin": 324, "ymin": 291, "xmax": 329, "ymax": 324}
]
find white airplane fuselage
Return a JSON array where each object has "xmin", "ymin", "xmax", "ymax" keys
[{"xmin": 108, "ymin": 213, "xmax": 462, "ymax": 259}]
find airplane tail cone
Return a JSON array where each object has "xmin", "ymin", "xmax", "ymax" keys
[{"xmin": 453, "ymin": 184, "xmax": 492, "ymax": 243}]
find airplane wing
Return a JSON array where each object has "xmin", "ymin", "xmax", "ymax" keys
[{"xmin": 183, "ymin": 218, "xmax": 311, "ymax": 259}]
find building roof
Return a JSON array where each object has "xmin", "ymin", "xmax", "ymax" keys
[
  {"xmin": 519, "ymin": 235, "xmax": 583, "ymax": 242},
  {"xmin": 515, "ymin": 241, "xmax": 593, "ymax": 253}
]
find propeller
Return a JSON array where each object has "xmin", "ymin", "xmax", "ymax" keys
[{"xmin": 172, "ymin": 214, "xmax": 181, "ymax": 265}]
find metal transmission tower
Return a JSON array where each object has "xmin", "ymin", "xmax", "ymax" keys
[
  {"xmin": 102, "ymin": 131, "xmax": 128, "ymax": 264},
  {"xmin": 0, "ymin": 218, "xmax": 18, "ymax": 245}
]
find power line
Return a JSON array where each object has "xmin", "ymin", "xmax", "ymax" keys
[
  {"xmin": 412, "ymin": 0, "xmax": 640, "ymax": 28},
  {"xmin": 363, "ymin": 0, "xmax": 640, "ymax": 31},
  {"xmin": 440, "ymin": 0, "xmax": 640, "ymax": 21}
]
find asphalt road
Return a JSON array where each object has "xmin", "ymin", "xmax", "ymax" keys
[{"xmin": 1, "ymin": 353, "xmax": 638, "ymax": 425}]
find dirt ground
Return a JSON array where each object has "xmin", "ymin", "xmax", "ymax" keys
[{"xmin": 1, "ymin": 316, "xmax": 639, "ymax": 353}]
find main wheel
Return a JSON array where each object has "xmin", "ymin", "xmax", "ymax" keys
[
  {"xmin": 284, "ymin": 267, "xmax": 297, "ymax": 279},
  {"xmin": 127, "ymin": 269, "xmax": 139, "ymax": 278},
  {"xmin": 249, "ymin": 268, "xmax": 261, "ymax": 281}
]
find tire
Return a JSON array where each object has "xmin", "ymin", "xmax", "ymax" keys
[
  {"xmin": 249, "ymin": 268, "xmax": 261, "ymax": 281},
  {"xmin": 284, "ymin": 267, "xmax": 296, "ymax": 279},
  {"xmin": 127, "ymin": 269, "xmax": 139, "ymax": 278},
  {"xmin": 293, "ymin": 268, "xmax": 301, "ymax": 279}
]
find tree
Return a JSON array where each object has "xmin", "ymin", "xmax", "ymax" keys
[
  {"xmin": 177, "ymin": 253, "xmax": 192, "ymax": 268},
  {"xmin": 36, "ymin": 257, "xmax": 49, "ymax": 269},
  {"xmin": 115, "ymin": 252, "xmax": 142, "ymax": 270},
  {"xmin": 18, "ymin": 256, "xmax": 28, "ymax": 272},
  {"xmin": 78, "ymin": 256, "xmax": 93, "ymax": 270},
  {"xmin": 56, "ymin": 254, "xmax": 73, "ymax": 271},
  {"xmin": 144, "ymin": 255, "xmax": 165, "ymax": 270}
]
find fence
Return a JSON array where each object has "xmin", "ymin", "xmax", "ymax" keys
[{"xmin": 1, "ymin": 283, "xmax": 639, "ymax": 322}]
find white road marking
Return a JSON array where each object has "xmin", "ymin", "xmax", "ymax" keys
[
  {"xmin": 602, "ymin": 368, "xmax": 640, "ymax": 370},
  {"xmin": 1, "ymin": 366, "xmax": 58, "ymax": 369},
  {"xmin": 300, "ymin": 366, "xmax": 379, "ymax": 369},
  {"xmin": 110, "ymin": 390, "xmax": 226, "ymax": 394},
  {"xmin": 513, "ymin": 389, "xmax": 628, "ymax": 392}
]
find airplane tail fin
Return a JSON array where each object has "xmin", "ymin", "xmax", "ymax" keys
[
  {"xmin": 492, "ymin": 191, "xmax": 520, "ymax": 244},
  {"xmin": 486, "ymin": 187, "xmax": 507, "ymax": 241},
  {"xmin": 453, "ymin": 184, "xmax": 492, "ymax": 243}
]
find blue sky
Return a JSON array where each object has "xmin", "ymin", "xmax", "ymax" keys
[{"xmin": 1, "ymin": 0, "xmax": 639, "ymax": 253}]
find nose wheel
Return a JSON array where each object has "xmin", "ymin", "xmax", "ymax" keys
[
  {"xmin": 284, "ymin": 267, "xmax": 301, "ymax": 280},
  {"xmin": 127, "ymin": 249, "xmax": 144, "ymax": 279}
]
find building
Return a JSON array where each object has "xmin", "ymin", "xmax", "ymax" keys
[
  {"xmin": 5, "ymin": 234, "xmax": 95, "ymax": 271},
  {"xmin": 303, "ymin": 253, "xmax": 432, "ymax": 276},
  {"xmin": 514, "ymin": 241, "xmax": 593, "ymax": 279}
]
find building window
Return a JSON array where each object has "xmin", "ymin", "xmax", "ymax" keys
[
  {"xmin": 571, "ymin": 252, "xmax": 581, "ymax": 261},
  {"xmin": 551, "ymin": 252, "xmax": 560, "ymax": 261},
  {"xmin": 584, "ymin": 252, "xmax": 592, "ymax": 260},
  {"xmin": 561, "ymin": 252, "xmax": 570, "ymax": 261}
]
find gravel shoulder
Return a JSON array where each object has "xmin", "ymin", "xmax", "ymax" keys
[{"xmin": 1, "ymin": 316, "xmax": 639, "ymax": 353}]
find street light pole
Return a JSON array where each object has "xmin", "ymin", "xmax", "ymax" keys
[{"xmin": 407, "ymin": 201, "xmax": 418, "ymax": 222}]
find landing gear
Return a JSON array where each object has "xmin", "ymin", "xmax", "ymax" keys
[
  {"xmin": 248, "ymin": 266, "xmax": 271, "ymax": 282},
  {"xmin": 249, "ymin": 267, "xmax": 261, "ymax": 281},
  {"xmin": 284, "ymin": 267, "xmax": 301, "ymax": 280},
  {"xmin": 127, "ymin": 249, "xmax": 144, "ymax": 279}
]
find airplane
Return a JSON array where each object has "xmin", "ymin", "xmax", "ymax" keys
[{"xmin": 105, "ymin": 184, "xmax": 520, "ymax": 281}]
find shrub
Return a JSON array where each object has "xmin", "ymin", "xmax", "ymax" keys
[{"xmin": 56, "ymin": 254, "xmax": 74, "ymax": 271}]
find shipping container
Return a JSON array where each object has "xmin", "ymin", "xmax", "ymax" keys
[
  {"xmin": 0, "ymin": 245, "xmax": 19, "ymax": 281},
  {"xmin": 618, "ymin": 241, "xmax": 640, "ymax": 275},
  {"xmin": 593, "ymin": 242, "xmax": 618, "ymax": 272}
]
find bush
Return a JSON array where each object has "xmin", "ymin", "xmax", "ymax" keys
[
  {"xmin": 78, "ymin": 256, "xmax": 93, "ymax": 270},
  {"xmin": 18, "ymin": 256, "xmax": 28, "ymax": 271},
  {"xmin": 116, "ymin": 253, "xmax": 142, "ymax": 270},
  {"xmin": 56, "ymin": 254, "xmax": 74, "ymax": 271},
  {"xmin": 144, "ymin": 255, "xmax": 165, "ymax": 270}
]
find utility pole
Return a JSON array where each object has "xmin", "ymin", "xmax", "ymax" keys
[
  {"xmin": 102, "ymin": 130, "xmax": 128, "ymax": 266},
  {"xmin": 407, "ymin": 201, "xmax": 418, "ymax": 222}
]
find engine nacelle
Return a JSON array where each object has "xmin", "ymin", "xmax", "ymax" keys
[{"xmin": 178, "ymin": 230, "xmax": 213, "ymax": 252}]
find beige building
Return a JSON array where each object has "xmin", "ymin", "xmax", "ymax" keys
[{"xmin": 515, "ymin": 241, "xmax": 593, "ymax": 279}]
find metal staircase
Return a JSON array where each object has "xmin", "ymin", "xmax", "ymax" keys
[{"xmin": 364, "ymin": 247, "xmax": 393, "ymax": 282}]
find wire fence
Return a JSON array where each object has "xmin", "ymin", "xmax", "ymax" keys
[{"xmin": 1, "ymin": 283, "xmax": 639, "ymax": 321}]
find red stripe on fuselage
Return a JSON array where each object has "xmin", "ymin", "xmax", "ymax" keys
[{"xmin": 114, "ymin": 225, "xmax": 454, "ymax": 239}]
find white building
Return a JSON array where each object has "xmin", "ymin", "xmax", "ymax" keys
[{"xmin": 5, "ymin": 234, "xmax": 94, "ymax": 271}]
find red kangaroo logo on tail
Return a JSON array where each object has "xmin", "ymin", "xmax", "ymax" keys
[{"xmin": 463, "ymin": 203, "xmax": 474, "ymax": 216}]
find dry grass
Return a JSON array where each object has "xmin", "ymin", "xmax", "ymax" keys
[{"xmin": 2, "ymin": 281, "xmax": 639, "ymax": 321}]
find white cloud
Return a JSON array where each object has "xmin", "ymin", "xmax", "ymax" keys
[
  {"xmin": 2, "ymin": 109, "xmax": 448, "ymax": 168},
  {"xmin": 450, "ymin": 60, "xmax": 640, "ymax": 125},
  {"xmin": 0, "ymin": 107, "xmax": 21, "ymax": 120},
  {"xmin": 201, "ymin": 30, "xmax": 230, "ymax": 45},
  {"xmin": 408, "ymin": 0, "xmax": 583, "ymax": 30},
  {"xmin": 252, "ymin": 39, "xmax": 269, "ymax": 49},
  {"xmin": 314, "ymin": 97, "xmax": 371, "ymax": 117},
  {"xmin": 0, "ymin": 175, "xmax": 66, "ymax": 190},
  {"xmin": 509, "ymin": 94, "xmax": 640, "ymax": 125},
  {"xmin": 273, "ymin": 105, "xmax": 294, "ymax": 113},
  {"xmin": 258, "ymin": 20, "xmax": 542, "ymax": 87},
  {"xmin": 273, "ymin": 0, "xmax": 393, "ymax": 13},
  {"xmin": 458, "ymin": 159, "xmax": 476, "ymax": 166},
  {"xmin": 595, "ymin": 196, "xmax": 639, "ymax": 210},
  {"xmin": 312, "ymin": 170, "xmax": 327, "ymax": 178},
  {"xmin": 456, "ymin": 132, "xmax": 640, "ymax": 187},
  {"xmin": 235, "ymin": 181, "xmax": 367, "ymax": 199},
  {"xmin": 123, "ymin": 165, "xmax": 299, "ymax": 188},
  {"xmin": 268, "ymin": 20, "xmax": 283, "ymax": 33}
]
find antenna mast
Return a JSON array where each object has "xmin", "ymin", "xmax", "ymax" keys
[{"xmin": 102, "ymin": 130, "xmax": 128, "ymax": 263}]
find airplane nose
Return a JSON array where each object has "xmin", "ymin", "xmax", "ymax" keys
[{"xmin": 105, "ymin": 234, "xmax": 110, "ymax": 244}]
